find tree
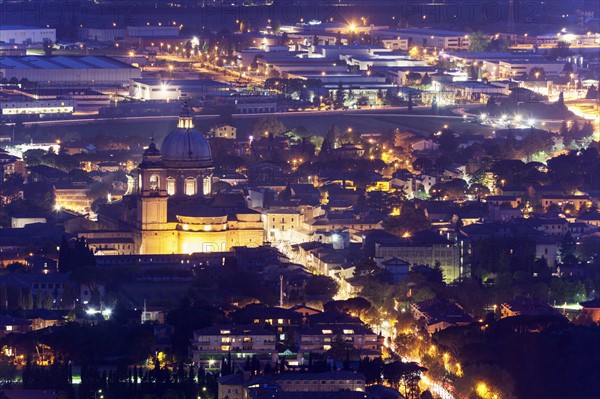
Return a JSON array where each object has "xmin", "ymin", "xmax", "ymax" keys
[
  {"xmin": 559, "ymin": 232, "xmax": 577, "ymax": 264},
  {"xmin": 334, "ymin": 82, "xmax": 345, "ymax": 109},
  {"xmin": 585, "ymin": 85, "xmax": 598, "ymax": 99},
  {"xmin": 382, "ymin": 203, "xmax": 431, "ymax": 235},
  {"xmin": 406, "ymin": 72, "xmax": 422, "ymax": 86},
  {"xmin": 305, "ymin": 275, "xmax": 339, "ymax": 298},
  {"xmin": 383, "ymin": 361, "xmax": 426, "ymax": 397},
  {"xmin": 271, "ymin": 19, "xmax": 280, "ymax": 33},
  {"xmin": 421, "ymin": 73, "xmax": 432, "ymax": 86},
  {"xmin": 549, "ymin": 41, "xmax": 571, "ymax": 59},
  {"xmin": 251, "ymin": 116, "xmax": 286, "ymax": 137},
  {"xmin": 327, "ymin": 335, "xmax": 356, "ymax": 361},
  {"xmin": 43, "ymin": 39, "xmax": 53, "ymax": 56},
  {"xmin": 353, "ymin": 258, "xmax": 379, "ymax": 277},
  {"xmin": 528, "ymin": 67, "xmax": 546, "ymax": 79},
  {"xmin": 469, "ymin": 31, "xmax": 491, "ymax": 52},
  {"xmin": 431, "ymin": 97, "xmax": 438, "ymax": 113},
  {"xmin": 556, "ymin": 92, "xmax": 565, "ymax": 108},
  {"xmin": 59, "ymin": 237, "xmax": 96, "ymax": 273}
]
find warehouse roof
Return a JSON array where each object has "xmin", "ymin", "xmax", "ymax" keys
[{"xmin": 0, "ymin": 25, "xmax": 53, "ymax": 30}]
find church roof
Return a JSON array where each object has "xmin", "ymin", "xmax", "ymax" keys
[{"xmin": 160, "ymin": 104, "xmax": 212, "ymax": 164}]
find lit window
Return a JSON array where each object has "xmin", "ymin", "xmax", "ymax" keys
[
  {"xmin": 5, "ymin": 326, "xmax": 12, "ymax": 331},
  {"xmin": 343, "ymin": 329, "xmax": 354, "ymax": 334},
  {"xmin": 167, "ymin": 177, "xmax": 176, "ymax": 196},
  {"xmin": 203, "ymin": 176, "xmax": 211, "ymax": 196},
  {"xmin": 322, "ymin": 329, "xmax": 333, "ymax": 334},
  {"xmin": 149, "ymin": 174, "xmax": 159, "ymax": 191},
  {"xmin": 323, "ymin": 345, "xmax": 331, "ymax": 351},
  {"xmin": 185, "ymin": 177, "xmax": 196, "ymax": 196},
  {"xmin": 220, "ymin": 330, "xmax": 231, "ymax": 335}
]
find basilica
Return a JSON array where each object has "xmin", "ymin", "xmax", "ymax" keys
[{"xmin": 96, "ymin": 106, "xmax": 265, "ymax": 255}]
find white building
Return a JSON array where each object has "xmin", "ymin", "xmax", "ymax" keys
[
  {"xmin": 343, "ymin": 54, "xmax": 426, "ymax": 71},
  {"xmin": 208, "ymin": 125, "xmax": 237, "ymax": 139},
  {"xmin": 264, "ymin": 209, "xmax": 303, "ymax": 243},
  {"xmin": 129, "ymin": 79, "xmax": 229, "ymax": 101},
  {"xmin": 381, "ymin": 37, "xmax": 410, "ymax": 51},
  {"xmin": 0, "ymin": 25, "xmax": 56, "ymax": 45},
  {"xmin": 191, "ymin": 324, "xmax": 276, "ymax": 362},
  {"xmin": 387, "ymin": 29, "xmax": 471, "ymax": 50},
  {"xmin": 498, "ymin": 60, "xmax": 566, "ymax": 78},
  {"xmin": 1, "ymin": 99, "xmax": 74, "ymax": 116}
]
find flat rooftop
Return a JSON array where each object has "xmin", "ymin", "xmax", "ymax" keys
[
  {"xmin": 392, "ymin": 28, "xmax": 468, "ymax": 37},
  {"xmin": 0, "ymin": 25, "xmax": 53, "ymax": 31},
  {"xmin": 132, "ymin": 78, "xmax": 229, "ymax": 88},
  {"xmin": 450, "ymin": 51, "xmax": 543, "ymax": 59},
  {"xmin": 0, "ymin": 56, "xmax": 136, "ymax": 70}
]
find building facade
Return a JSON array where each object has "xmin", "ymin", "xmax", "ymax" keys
[{"xmin": 98, "ymin": 105, "xmax": 265, "ymax": 255}]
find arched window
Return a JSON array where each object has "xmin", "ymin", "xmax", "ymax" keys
[
  {"xmin": 184, "ymin": 177, "xmax": 196, "ymax": 196},
  {"xmin": 166, "ymin": 177, "xmax": 176, "ymax": 196},
  {"xmin": 149, "ymin": 174, "xmax": 160, "ymax": 191},
  {"xmin": 203, "ymin": 176, "xmax": 211, "ymax": 196}
]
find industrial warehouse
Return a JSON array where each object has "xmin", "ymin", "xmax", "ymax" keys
[{"xmin": 0, "ymin": 55, "xmax": 141, "ymax": 87}]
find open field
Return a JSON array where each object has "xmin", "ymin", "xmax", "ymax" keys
[{"xmin": 11, "ymin": 109, "xmax": 494, "ymax": 145}]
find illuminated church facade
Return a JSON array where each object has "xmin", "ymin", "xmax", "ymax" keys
[{"xmin": 99, "ymin": 107, "xmax": 264, "ymax": 255}]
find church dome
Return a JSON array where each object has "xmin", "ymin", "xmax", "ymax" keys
[{"xmin": 160, "ymin": 105, "xmax": 212, "ymax": 164}]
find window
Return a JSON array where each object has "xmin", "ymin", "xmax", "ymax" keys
[
  {"xmin": 167, "ymin": 177, "xmax": 176, "ymax": 196},
  {"xmin": 322, "ymin": 329, "xmax": 333, "ymax": 334},
  {"xmin": 203, "ymin": 176, "xmax": 211, "ymax": 196},
  {"xmin": 185, "ymin": 177, "xmax": 196, "ymax": 196},
  {"xmin": 149, "ymin": 174, "xmax": 160, "ymax": 191}
]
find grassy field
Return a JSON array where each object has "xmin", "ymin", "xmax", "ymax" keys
[{"xmin": 15, "ymin": 111, "xmax": 492, "ymax": 145}]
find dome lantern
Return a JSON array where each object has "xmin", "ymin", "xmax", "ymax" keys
[{"xmin": 160, "ymin": 102, "xmax": 212, "ymax": 165}]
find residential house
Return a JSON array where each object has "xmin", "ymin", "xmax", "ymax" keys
[
  {"xmin": 209, "ymin": 125, "xmax": 237, "ymax": 140},
  {"xmin": 411, "ymin": 299, "xmax": 473, "ymax": 335},
  {"xmin": 500, "ymin": 298, "xmax": 559, "ymax": 318}
]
